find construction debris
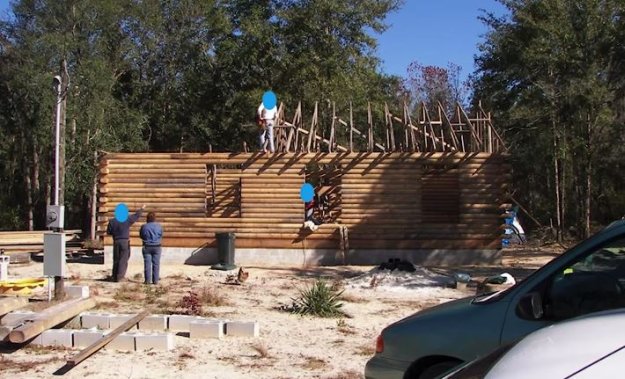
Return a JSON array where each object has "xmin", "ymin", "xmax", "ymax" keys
[{"xmin": 225, "ymin": 267, "xmax": 249, "ymax": 285}]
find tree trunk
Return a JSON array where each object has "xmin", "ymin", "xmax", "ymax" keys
[
  {"xmin": 584, "ymin": 113, "xmax": 592, "ymax": 238},
  {"xmin": 552, "ymin": 117, "xmax": 562, "ymax": 242},
  {"xmin": 26, "ymin": 165, "xmax": 33, "ymax": 231}
]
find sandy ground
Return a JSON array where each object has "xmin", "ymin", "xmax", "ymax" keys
[{"xmin": 0, "ymin": 247, "xmax": 560, "ymax": 379}]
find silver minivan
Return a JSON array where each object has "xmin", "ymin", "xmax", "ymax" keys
[{"xmin": 365, "ymin": 220, "xmax": 625, "ymax": 379}]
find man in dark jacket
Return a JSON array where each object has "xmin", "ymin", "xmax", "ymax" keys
[{"xmin": 107, "ymin": 204, "xmax": 145, "ymax": 282}]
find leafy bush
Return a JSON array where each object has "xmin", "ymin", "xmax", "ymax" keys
[
  {"xmin": 177, "ymin": 291, "xmax": 203, "ymax": 316},
  {"xmin": 292, "ymin": 279, "xmax": 344, "ymax": 318}
]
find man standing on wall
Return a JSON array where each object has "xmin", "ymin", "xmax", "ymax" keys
[
  {"xmin": 257, "ymin": 97, "xmax": 277, "ymax": 154},
  {"xmin": 107, "ymin": 204, "xmax": 145, "ymax": 282}
]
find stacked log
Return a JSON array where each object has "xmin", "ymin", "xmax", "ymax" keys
[
  {"xmin": 98, "ymin": 152, "xmax": 509, "ymax": 251},
  {"xmin": 0, "ymin": 230, "xmax": 84, "ymax": 259}
]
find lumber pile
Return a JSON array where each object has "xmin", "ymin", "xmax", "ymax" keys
[
  {"xmin": 98, "ymin": 152, "xmax": 509, "ymax": 251},
  {"xmin": 0, "ymin": 230, "xmax": 84, "ymax": 257}
]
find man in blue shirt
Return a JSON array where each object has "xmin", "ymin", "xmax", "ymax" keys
[{"xmin": 139, "ymin": 212, "xmax": 163, "ymax": 285}]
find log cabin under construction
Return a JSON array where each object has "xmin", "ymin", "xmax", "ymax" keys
[{"xmin": 98, "ymin": 102, "xmax": 510, "ymax": 266}]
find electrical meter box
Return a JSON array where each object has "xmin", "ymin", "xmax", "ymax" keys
[
  {"xmin": 44, "ymin": 232, "xmax": 66, "ymax": 277},
  {"xmin": 46, "ymin": 205, "xmax": 65, "ymax": 229}
]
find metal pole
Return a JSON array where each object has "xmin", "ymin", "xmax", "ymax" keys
[{"xmin": 54, "ymin": 82, "xmax": 61, "ymax": 207}]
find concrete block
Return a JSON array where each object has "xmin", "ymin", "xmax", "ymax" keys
[
  {"xmin": 139, "ymin": 315, "xmax": 168, "ymax": 331},
  {"xmin": 80, "ymin": 312, "xmax": 112, "ymax": 329},
  {"xmin": 106, "ymin": 331, "xmax": 136, "ymax": 351},
  {"xmin": 189, "ymin": 320, "xmax": 224, "ymax": 339},
  {"xmin": 73, "ymin": 328, "xmax": 106, "ymax": 349},
  {"xmin": 135, "ymin": 332, "xmax": 174, "ymax": 351},
  {"xmin": 66, "ymin": 285, "xmax": 90, "ymax": 299},
  {"xmin": 226, "ymin": 321, "xmax": 259, "ymax": 337},
  {"xmin": 1, "ymin": 311, "xmax": 35, "ymax": 326},
  {"xmin": 40, "ymin": 329, "xmax": 74, "ymax": 348},
  {"xmin": 168, "ymin": 315, "xmax": 206, "ymax": 331},
  {"xmin": 109, "ymin": 314, "xmax": 139, "ymax": 330}
]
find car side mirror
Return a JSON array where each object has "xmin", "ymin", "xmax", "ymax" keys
[{"xmin": 517, "ymin": 292, "xmax": 544, "ymax": 320}]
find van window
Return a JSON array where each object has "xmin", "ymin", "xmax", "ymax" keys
[{"xmin": 545, "ymin": 238, "xmax": 625, "ymax": 320}]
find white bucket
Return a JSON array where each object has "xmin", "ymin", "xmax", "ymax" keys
[{"xmin": 0, "ymin": 255, "xmax": 9, "ymax": 281}]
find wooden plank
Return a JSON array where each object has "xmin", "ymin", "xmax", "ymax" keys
[
  {"xmin": 0, "ymin": 297, "xmax": 28, "ymax": 317},
  {"xmin": 66, "ymin": 310, "xmax": 149, "ymax": 367},
  {"xmin": 8, "ymin": 297, "xmax": 96, "ymax": 343}
]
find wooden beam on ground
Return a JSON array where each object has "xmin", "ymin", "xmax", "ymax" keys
[
  {"xmin": 8, "ymin": 297, "xmax": 96, "ymax": 343},
  {"xmin": 0, "ymin": 296, "xmax": 28, "ymax": 316},
  {"xmin": 66, "ymin": 310, "xmax": 149, "ymax": 367}
]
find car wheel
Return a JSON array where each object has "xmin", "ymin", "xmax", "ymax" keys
[{"xmin": 417, "ymin": 360, "xmax": 462, "ymax": 379}]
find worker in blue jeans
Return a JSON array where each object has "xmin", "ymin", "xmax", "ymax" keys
[{"xmin": 139, "ymin": 212, "xmax": 163, "ymax": 285}]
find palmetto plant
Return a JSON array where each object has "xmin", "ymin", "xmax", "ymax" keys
[{"xmin": 292, "ymin": 279, "xmax": 345, "ymax": 318}]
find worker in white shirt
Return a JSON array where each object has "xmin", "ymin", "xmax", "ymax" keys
[{"xmin": 257, "ymin": 102, "xmax": 277, "ymax": 153}]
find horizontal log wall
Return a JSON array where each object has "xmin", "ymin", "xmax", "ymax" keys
[{"xmin": 98, "ymin": 152, "xmax": 509, "ymax": 255}]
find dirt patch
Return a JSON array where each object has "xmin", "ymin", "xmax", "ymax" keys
[{"xmin": 0, "ymin": 247, "xmax": 560, "ymax": 379}]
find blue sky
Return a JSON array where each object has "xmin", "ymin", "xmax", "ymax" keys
[
  {"xmin": 0, "ymin": 0, "xmax": 507, "ymax": 81},
  {"xmin": 375, "ymin": 0, "xmax": 508, "ymax": 81}
]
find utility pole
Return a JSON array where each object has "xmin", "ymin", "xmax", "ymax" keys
[
  {"xmin": 45, "ymin": 60, "xmax": 68, "ymax": 300},
  {"xmin": 54, "ymin": 59, "xmax": 68, "ymax": 299}
]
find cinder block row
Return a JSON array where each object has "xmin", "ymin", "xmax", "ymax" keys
[
  {"xmin": 77, "ymin": 313, "xmax": 260, "ymax": 338},
  {"xmin": 1, "ymin": 311, "xmax": 35, "ymax": 326},
  {"xmin": 225, "ymin": 321, "xmax": 260, "ymax": 337},
  {"xmin": 29, "ymin": 328, "xmax": 174, "ymax": 351}
]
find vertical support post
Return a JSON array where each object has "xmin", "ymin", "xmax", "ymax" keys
[
  {"xmin": 403, "ymin": 102, "xmax": 409, "ymax": 150},
  {"xmin": 349, "ymin": 102, "xmax": 354, "ymax": 153},
  {"xmin": 329, "ymin": 102, "xmax": 336, "ymax": 153},
  {"xmin": 307, "ymin": 102, "xmax": 318, "ymax": 153},
  {"xmin": 367, "ymin": 102, "xmax": 373, "ymax": 152}
]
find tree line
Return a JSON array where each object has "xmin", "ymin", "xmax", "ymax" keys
[
  {"xmin": 474, "ymin": 0, "xmax": 625, "ymax": 239},
  {"xmin": 1, "ymin": 0, "xmax": 624, "ymax": 241},
  {"xmin": 0, "ymin": 0, "xmax": 402, "ymax": 232}
]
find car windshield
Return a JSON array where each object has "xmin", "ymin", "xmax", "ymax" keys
[{"xmin": 473, "ymin": 223, "xmax": 625, "ymax": 305}]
